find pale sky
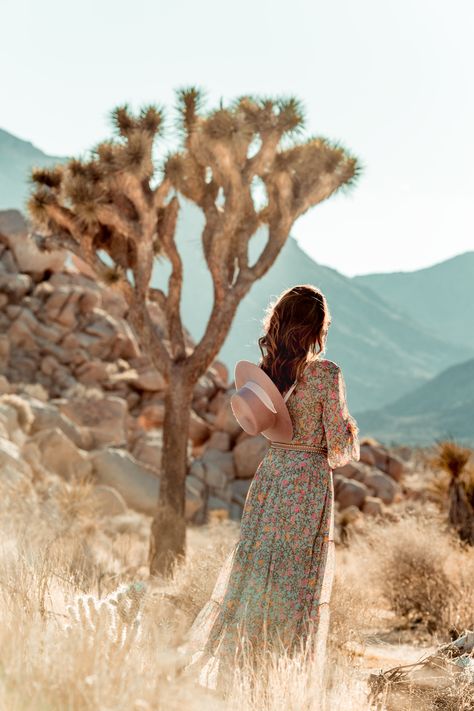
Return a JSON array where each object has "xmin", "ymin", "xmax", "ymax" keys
[{"xmin": 2, "ymin": 0, "xmax": 473, "ymax": 276}]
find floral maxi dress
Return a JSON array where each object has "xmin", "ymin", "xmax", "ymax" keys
[{"xmin": 179, "ymin": 358, "xmax": 360, "ymax": 690}]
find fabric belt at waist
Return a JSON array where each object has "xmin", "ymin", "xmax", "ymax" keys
[{"xmin": 269, "ymin": 441, "xmax": 328, "ymax": 455}]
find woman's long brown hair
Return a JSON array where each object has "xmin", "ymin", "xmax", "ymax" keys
[{"xmin": 257, "ymin": 284, "xmax": 331, "ymax": 395}]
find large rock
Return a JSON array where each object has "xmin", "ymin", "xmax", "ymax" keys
[
  {"xmin": 8, "ymin": 307, "xmax": 63, "ymax": 348},
  {"xmin": 26, "ymin": 398, "xmax": 93, "ymax": 449},
  {"xmin": 201, "ymin": 448, "xmax": 235, "ymax": 488},
  {"xmin": 90, "ymin": 447, "xmax": 160, "ymax": 515},
  {"xmin": 233, "ymin": 435, "xmax": 269, "ymax": 479},
  {"xmin": 210, "ymin": 360, "xmax": 229, "ymax": 387},
  {"xmin": 193, "ymin": 374, "xmax": 217, "ymax": 400},
  {"xmin": 131, "ymin": 430, "xmax": 162, "ymax": 471},
  {"xmin": 30, "ymin": 428, "xmax": 92, "ymax": 480},
  {"xmin": 231, "ymin": 479, "xmax": 252, "ymax": 507},
  {"xmin": 125, "ymin": 359, "xmax": 167, "ymax": 391},
  {"xmin": 364, "ymin": 470, "xmax": 399, "ymax": 504},
  {"xmin": 185, "ymin": 474, "xmax": 206, "ymax": 521},
  {"xmin": 213, "ymin": 391, "xmax": 242, "ymax": 438},
  {"xmin": 205, "ymin": 431, "xmax": 231, "ymax": 452},
  {"xmin": 0, "ymin": 211, "xmax": 65, "ymax": 274},
  {"xmin": 370, "ymin": 446, "xmax": 405, "ymax": 482},
  {"xmin": 333, "ymin": 475, "xmax": 368, "ymax": 509},
  {"xmin": 138, "ymin": 402, "xmax": 165, "ymax": 429},
  {"xmin": 0, "ymin": 436, "xmax": 32, "ymax": 477},
  {"xmin": 362, "ymin": 496, "xmax": 385, "ymax": 516},
  {"xmin": 359, "ymin": 444, "xmax": 377, "ymax": 467},
  {"xmin": 58, "ymin": 395, "xmax": 127, "ymax": 448},
  {"xmin": 189, "ymin": 410, "xmax": 212, "ymax": 445},
  {"xmin": 0, "ymin": 273, "xmax": 32, "ymax": 301}
]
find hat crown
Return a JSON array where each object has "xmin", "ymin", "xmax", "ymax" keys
[{"xmin": 230, "ymin": 360, "xmax": 294, "ymax": 443}]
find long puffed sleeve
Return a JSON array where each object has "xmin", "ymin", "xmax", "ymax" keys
[{"xmin": 322, "ymin": 364, "xmax": 360, "ymax": 469}]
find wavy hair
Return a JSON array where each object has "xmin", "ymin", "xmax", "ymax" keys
[{"xmin": 257, "ymin": 284, "xmax": 331, "ymax": 394}]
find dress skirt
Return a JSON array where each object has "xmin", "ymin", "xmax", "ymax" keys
[{"xmin": 180, "ymin": 445, "xmax": 336, "ymax": 691}]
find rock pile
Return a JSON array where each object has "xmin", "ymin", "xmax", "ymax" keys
[{"xmin": 0, "ymin": 210, "xmax": 409, "ymax": 529}]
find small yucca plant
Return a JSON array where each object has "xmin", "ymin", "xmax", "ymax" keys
[
  {"xmin": 65, "ymin": 582, "xmax": 147, "ymax": 664},
  {"xmin": 430, "ymin": 440, "xmax": 474, "ymax": 546}
]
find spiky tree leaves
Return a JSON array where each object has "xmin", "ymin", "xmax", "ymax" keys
[{"xmin": 28, "ymin": 89, "xmax": 360, "ymax": 576}]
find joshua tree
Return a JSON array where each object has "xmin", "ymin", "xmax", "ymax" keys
[{"xmin": 28, "ymin": 89, "xmax": 360, "ymax": 576}]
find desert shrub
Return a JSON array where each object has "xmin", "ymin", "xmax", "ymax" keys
[{"xmin": 361, "ymin": 513, "xmax": 474, "ymax": 635}]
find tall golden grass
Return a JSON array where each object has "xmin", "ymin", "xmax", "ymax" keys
[{"xmin": 0, "ymin": 463, "xmax": 472, "ymax": 710}]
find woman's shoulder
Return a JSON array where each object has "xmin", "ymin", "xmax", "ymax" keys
[{"xmin": 306, "ymin": 357, "xmax": 341, "ymax": 377}]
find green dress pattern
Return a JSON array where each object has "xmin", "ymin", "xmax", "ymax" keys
[{"xmin": 181, "ymin": 358, "xmax": 360, "ymax": 689}]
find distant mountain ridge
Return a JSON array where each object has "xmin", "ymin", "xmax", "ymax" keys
[
  {"xmin": 1, "ymin": 127, "xmax": 473, "ymax": 423},
  {"xmin": 153, "ymin": 200, "xmax": 473, "ymax": 412},
  {"xmin": 353, "ymin": 252, "xmax": 474, "ymax": 351},
  {"xmin": 355, "ymin": 356, "xmax": 474, "ymax": 446},
  {"xmin": 0, "ymin": 128, "xmax": 65, "ymax": 212}
]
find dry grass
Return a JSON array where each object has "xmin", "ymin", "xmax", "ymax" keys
[{"xmin": 0, "ymin": 464, "xmax": 472, "ymax": 710}]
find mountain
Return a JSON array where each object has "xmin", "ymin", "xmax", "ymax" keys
[
  {"xmin": 354, "ymin": 356, "xmax": 474, "ymax": 446},
  {"xmin": 353, "ymin": 252, "xmax": 474, "ymax": 351},
  {"xmin": 153, "ymin": 200, "xmax": 473, "ymax": 412},
  {"xmin": 0, "ymin": 128, "xmax": 65, "ymax": 211},
  {"xmin": 1, "ymin": 128, "xmax": 473, "ymax": 415}
]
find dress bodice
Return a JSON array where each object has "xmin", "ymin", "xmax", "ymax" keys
[{"xmin": 284, "ymin": 358, "xmax": 360, "ymax": 469}]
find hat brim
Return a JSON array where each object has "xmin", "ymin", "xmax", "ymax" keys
[{"xmin": 234, "ymin": 360, "xmax": 293, "ymax": 443}]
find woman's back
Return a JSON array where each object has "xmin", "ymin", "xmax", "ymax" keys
[{"xmin": 285, "ymin": 357, "xmax": 360, "ymax": 469}]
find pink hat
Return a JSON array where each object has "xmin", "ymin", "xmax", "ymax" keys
[{"xmin": 230, "ymin": 360, "xmax": 294, "ymax": 443}]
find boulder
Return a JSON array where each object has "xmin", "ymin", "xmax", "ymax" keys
[
  {"xmin": 0, "ymin": 336, "xmax": 10, "ymax": 369},
  {"xmin": 185, "ymin": 474, "xmax": 206, "ymax": 521},
  {"xmin": 362, "ymin": 496, "xmax": 385, "ymax": 517},
  {"xmin": 370, "ymin": 446, "xmax": 405, "ymax": 482},
  {"xmin": 138, "ymin": 402, "xmax": 165, "ymax": 429},
  {"xmin": 74, "ymin": 360, "xmax": 110, "ymax": 386},
  {"xmin": 30, "ymin": 428, "xmax": 92, "ymax": 480},
  {"xmin": 44, "ymin": 286, "xmax": 82, "ymax": 328},
  {"xmin": 131, "ymin": 430, "xmax": 162, "ymax": 471},
  {"xmin": 8, "ymin": 307, "xmax": 63, "ymax": 347},
  {"xmin": 27, "ymin": 398, "xmax": 93, "ymax": 450},
  {"xmin": 364, "ymin": 470, "xmax": 399, "ymax": 504},
  {"xmin": 0, "ymin": 273, "xmax": 32, "ymax": 300},
  {"xmin": 359, "ymin": 444, "xmax": 376, "ymax": 466},
  {"xmin": 126, "ymin": 360, "xmax": 166, "ymax": 392},
  {"xmin": 207, "ymin": 496, "xmax": 230, "ymax": 521},
  {"xmin": 231, "ymin": 479, "xmax": 252, "ymax": 507},
  {"xmin": 333, "ymin": 475, "xmax": 368, "ymax": 509},
  {"xmin": 207, "ymin": 389, "xmax": 227, "ymax": 416},
  {"xmin": 210, "ymin": 360, "xmax": 229, "ymax": 387},
  {"xmin": 193, "ymin": 374, "xmax": 217, "ymax": 400},
  {"xmin": 205, "ymin": 431, "xmax": 231, "ymax": 452},
  {"xmin": 213, "ymin": 391, "xmax": 242, "ymax": 438},
  {"xmin": 0, "ymin": 212, "xmax": 65, "ymax": 274},
  {"xmin": 0, "ymin": 375, "xmax": 11, "ymax": 395},
  {"xmin": 0, "ymin": 436, "xmax": 32, "ymax": 477},
  {"xmin": 189, "ymin": 410, "xmax": 212, "ymax": 445},
  {"xmin": 90, "ymin": 447, "xmax": 160, "ymax": 515},
  {"xmin": 201, "ymin": 448, "xmax": 235, "ymax": 488},
  {"xmin": 58, "ymin": 395, "xmax": 127, "ymax": 448},
  {"xmin": 233, "ymin": 435, "xmax": 269, "ymax": 479},
  {"xmin": 0, "ymin": 395, "xmax": 34, "ymax": 438}
]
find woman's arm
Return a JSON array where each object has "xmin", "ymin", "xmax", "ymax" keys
[{"xmin": 322, "ymin": 363, "xmax": 360, "ymax": 469}]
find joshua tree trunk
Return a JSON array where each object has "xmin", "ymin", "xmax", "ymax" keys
[{"xmin": 149, "ymin": 364, "xmax": 195, "ymax": 576}]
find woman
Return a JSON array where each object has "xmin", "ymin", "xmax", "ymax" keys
[{"xmin": 179, "ymin": 284, "xmax": 360, "ymax": 693}]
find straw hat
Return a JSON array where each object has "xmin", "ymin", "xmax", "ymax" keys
[{"xmin": 230, "ymin": 360, "xmax": 294, "ymax": 443}]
